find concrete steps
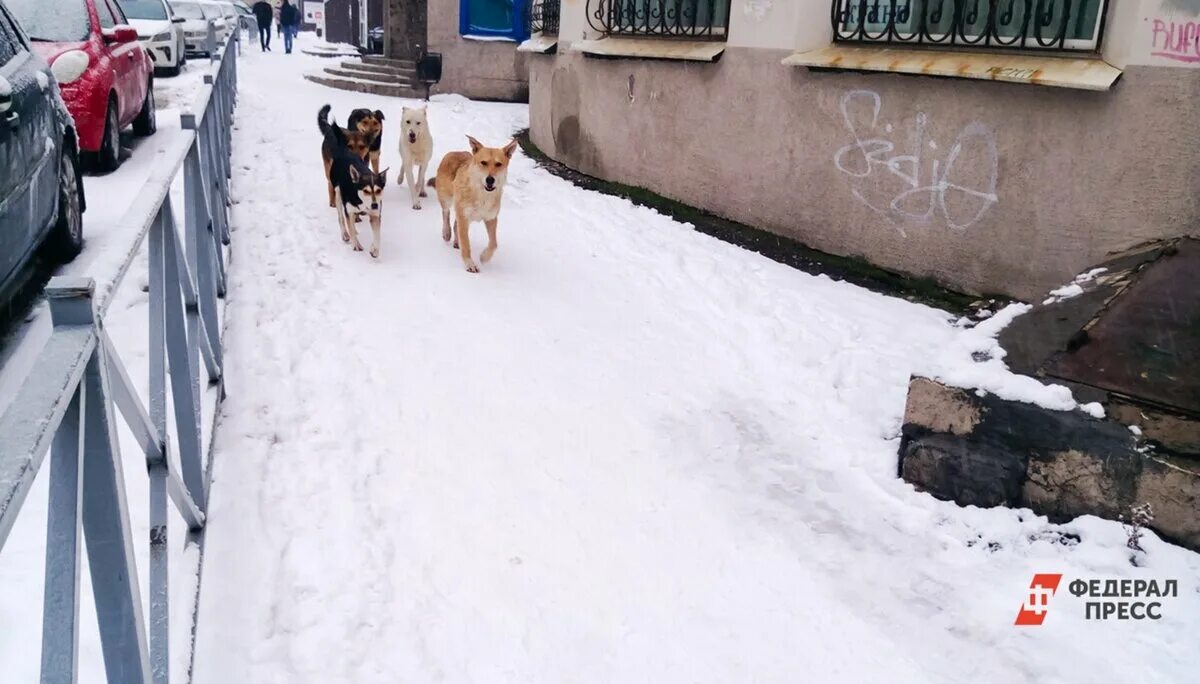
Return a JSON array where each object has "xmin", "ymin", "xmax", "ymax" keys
[
  {"xmin": 322, "ymin": 66, "xmax": 416, "ymax": 86},
  {"xmin": 302, "ymin": 72, "xmax": 426, "ymax": 99},
  {"xmin": 338, "ymin": 60, "xmax": 416, "ymax": 78},
  {"xmin": 361, "ymin": 55, "xmax": 416, "ymax": 69}
]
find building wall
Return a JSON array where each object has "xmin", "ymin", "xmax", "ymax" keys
[
  {"xmin": 427, "ymin": 0, "xmax": 530, "ymax": 101},
  {"xmin": 528, "ymin": 0, "xmax": 1200, "ymax": 300}
]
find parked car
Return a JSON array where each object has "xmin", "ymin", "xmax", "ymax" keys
[
  {"xmin": 173, "ymin": 0, "xmax": 226, "ymax": 56},
  {"xmin": 7, "ymin": 0, "xmax": 156, "ymax": 171},
  {"xmin": 0, "ymin": 0, "xmax": 87, "ymax": 304},
  {"xmin": 119, "ymin": 0, "xmax": 186, "ymax": 75}
]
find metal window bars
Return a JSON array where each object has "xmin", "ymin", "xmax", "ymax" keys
[
  {"xmin": 830, "ymin": 0, "xmax": 1108, "ymax": 51},
  {"xmin": 527, "ymin": 0, "xmax": 561, "ymax": 36},
  {"xmin": 0, "ymin": 22, "xmax": 239, "ymax": 684},
  {"xmin": 587, "ymin": 0, "xmax": 733, "ymax": 39}
]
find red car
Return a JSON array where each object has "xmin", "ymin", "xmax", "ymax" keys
[{"xmin": 8, "ymin": 0, "xmax": 157, "ymax": 171}]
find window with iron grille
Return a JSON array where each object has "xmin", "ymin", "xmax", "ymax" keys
[
  {"xmin": 527, "ymin": 0, "xmax": 560, "ymax": 35},
  {"xmin": 587, "ymin": 0, "xmax": 733, "ymax": 40},
  {"xmin": 831, "ymin": 0, "xmax": 1109, "ymax": 52}
]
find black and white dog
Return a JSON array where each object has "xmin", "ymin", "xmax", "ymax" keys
[{"xmin": 323, "ymin": 113, "xmax": 389, "ymax": 258}]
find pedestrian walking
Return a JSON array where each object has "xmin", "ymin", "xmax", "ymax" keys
[
  {"xmin": 280, "ymin": 0, "xmax": 300, "ymax": 54},
  {"xmin": 252, "ymin": 0, "xmax": 273, "ymax": 51}
]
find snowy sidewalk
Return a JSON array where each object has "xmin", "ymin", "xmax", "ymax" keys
[{"xmin": 191, "ymin": 44, "xmax": 1200, "ymax": 684}]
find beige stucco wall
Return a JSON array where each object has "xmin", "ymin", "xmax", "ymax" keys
[
  {"xmin": 427, "ymin": 0, "xmax": 530, "ymax": 101},
  {"xmin": 525, "ymin": 0, "xmax": 1200, "ymax": 300},
  {"xmin": 529, "ymin": 46, "xmax": 1200, "ymax": 300}
]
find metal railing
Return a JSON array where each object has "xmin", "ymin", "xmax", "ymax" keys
[
  {"xmin": 0, "ymin": 22, "xmax": 239, "ymax": 684},
  {"xmin": 527, "ymin": 0, "xmax": 561, "ymax": 36},
  {"xmin": 587, "ymin": 0, "xmax": 732, "ymax": 39},
  {"xmin": 830, "ymin": 0, "xmax": 1109, "ymax": 51}
]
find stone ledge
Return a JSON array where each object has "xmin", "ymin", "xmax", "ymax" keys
[{"xmin": 899, "ymin": 377, "xmax": 1200, "ymax": 551}]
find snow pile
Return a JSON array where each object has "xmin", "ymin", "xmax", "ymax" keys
[
  {"xmin": 183, "ymin": 47, "xmax": 1200, "ymax": 684},
  {"xmin": 1042, "ymin": 267, "xmax": 1108, "ymax": 305},
  {"xmin": 922, "ymin": 303, "xmax": 1078, "ymax": 411}
]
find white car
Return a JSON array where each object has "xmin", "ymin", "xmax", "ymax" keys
[
  {"xmin": 121, "ymin": 0, "xmax": 187, "ymax": 75},
  {"xmin": 173, "ymin": 0, "xmax": 228, "ymax": 56}
]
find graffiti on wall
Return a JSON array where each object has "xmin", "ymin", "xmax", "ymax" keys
[
  {"xmin": 1150, "ymin": 17, "xmax": 1200, "ymax": 63},
  {"xmin": 833, "ymin": 90, "xmax": 999, "ymax": 235}
]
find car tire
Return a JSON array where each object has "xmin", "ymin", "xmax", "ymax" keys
[
  {"xmin": 88, "ymin": 101, "xmax": 122, "ymax": 172},
  {"xmin": 133, "ymin": 82, "xmax": 157, "ymax": 136},
  {"xmin": 45, "ymin": 146, "xmax": 84, "ymax": 261}
]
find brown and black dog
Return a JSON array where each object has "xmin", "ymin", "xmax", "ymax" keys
[
  {"xmin": 318, "ymin": 105, "xmax": 372, "ymax": 208},
  {"xmin": 347, "ymin": 108, "xmax": 385, "ymax": 173}
]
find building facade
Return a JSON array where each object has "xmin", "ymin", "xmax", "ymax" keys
[
  {"xmin": 385, "ymin": 0, "xmax": 531, "ymax": 101},
  {"xmin": 523, "ymin": 0, "xmax": 1200, "ymax": 300}
]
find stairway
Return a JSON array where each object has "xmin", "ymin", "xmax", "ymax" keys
[{"xmin": 304, "ymin": 56, "xmax": 428, "ymax": 99}]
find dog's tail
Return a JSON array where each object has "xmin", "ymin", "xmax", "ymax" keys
[{"xmin": 317, "ymin": 104, "xmax": 332, "ymax": 135}]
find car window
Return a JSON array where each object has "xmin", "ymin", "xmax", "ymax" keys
[
  {"xmin": 173, "ymin": 3, "xmax": 205, "ymax": 20},
  {"xmin": 120, "ymin": 0, "xmax": 169, "ymax": 20},
  {"xmin": 6, "ymin": 0, "xmax": 92, "ymax": 42},
  {"xmin": 96, "ymin": 0, "xmax": 118, "ymax": 29},
  {"xmin": 0, "ymin": 9, "xmax": 20, "ymax": 66},
  {"xmin": 106, "ymin": 0, "xmax": 129, "ymax": 24}
]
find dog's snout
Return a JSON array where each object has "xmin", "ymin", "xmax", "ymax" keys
[
  {"xmin": 485, "ymin": 176, "xmax": 495, "ymax": 186},
  {"xmin": 371, "ymin": 203, "xmax": 379, "ymax": 210}
]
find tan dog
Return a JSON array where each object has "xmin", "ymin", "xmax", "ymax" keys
[
  {"xmin": 431, "ymin": 135, "xmax": 518, "ymax": 273},
  {"xmin": 398, "ymin": 106, "xmax": 433, "ymax": 210}
]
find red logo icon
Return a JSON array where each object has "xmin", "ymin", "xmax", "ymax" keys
[{"xmin": 1015, "ymin": 573, "xmax": 1063, "ymax": 626}]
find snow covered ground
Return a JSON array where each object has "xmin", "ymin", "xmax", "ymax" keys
[
  {"xmin": 2, "ymin": 34, "xmax": 1197, "ymax": 683},
  {"xmin": 183, "ymin": 38, "xmax": 1200, "ymax": 684}
]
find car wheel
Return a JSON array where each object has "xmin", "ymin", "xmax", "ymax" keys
[
  {"xmin": 90, "ymin": 102, "xmax": 121, "ymax": 172},
  {"xmin": 46, "ymin": 147, "xmax": 84, "ymax": 261},
  {"xmin": 133, "ymin": 82, "xmax": 157, "ymax": 136}
]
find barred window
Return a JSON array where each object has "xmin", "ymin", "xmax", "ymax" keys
[
  {"xmin": 527, "ymin": 0, "xmax": 560, "ymax": 35},
  {"xmin": 832, "ymin": 0, "xmax": 1108, "ymax": 52},
  {"xmin": 587, "ymin": 0, "xmax": 732, "ymax": 40}
]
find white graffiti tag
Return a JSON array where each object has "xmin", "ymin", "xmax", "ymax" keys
[{"xmin": 833, "ymin": 90, "xmax": 998, "ymax": 234}]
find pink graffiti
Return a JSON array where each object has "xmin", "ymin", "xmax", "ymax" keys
[{"xmin": 1151, "ymin": 19, "xmax": 1200, "ymax": 63}]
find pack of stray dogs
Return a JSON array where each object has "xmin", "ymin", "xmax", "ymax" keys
[{"xmin": 317, "ymin": 102, "xmax": 518, "ymax": 272}]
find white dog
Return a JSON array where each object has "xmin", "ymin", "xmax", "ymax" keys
[{"xmin": 398, "ymin": 106, "xmax": 433, "ymax": 209}]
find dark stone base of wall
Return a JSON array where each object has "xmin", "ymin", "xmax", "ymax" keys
[{"xmin": 899, "ymin": 378, "xmax": 1200, "ymax": 552}]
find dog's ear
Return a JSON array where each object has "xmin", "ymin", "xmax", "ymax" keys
[
  {"xmin": 377, "ymin": 168, "xmax": 389, "ymax": 186},
  {"xmin": 348, "ymin": 165, "xmax": 361, "ymax": 183},
  {"xmin": 466, "ymin": 135, "xmax": 483, "ymax": 154},
  {"xmin": 503, "ymin": 139, "xmax": 519, "ymax": 159},
  {"xmin": 375, "ymin": 110, "xmax": 385, "ymax": 121}
]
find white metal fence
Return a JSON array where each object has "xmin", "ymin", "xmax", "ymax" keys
[{"xmin": 0, "ymin": 24, "xmax": 239, "ymax": 684}]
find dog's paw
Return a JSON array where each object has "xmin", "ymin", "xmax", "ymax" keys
[
  {"xmin": 419, "ymin": 190, "xmax": 428, "ymax": 198},
  {"xmin": 452, "ymin": 240, "xmax": 459, "ymax": 250},
  {"xmin": 442, "ymin": 229, "xmax": 452, "ymax": 242},
  {"xmin": 413, "ymin": 202, "xmax": 422, "ymax": 210},
  {"xmin": 353, "ymin": 243, "xmax": 364, "ymax": 252},
  {"xmin": 341, "ymin": 231, "xmax": 350, "ymax": 243},
  {"xmin": 370, "ymin": 246, "xmax": 379, "ymax": 258},
  {"xmin": 464, "ymin": 260, "xmax": 480, "ymax": 273}
]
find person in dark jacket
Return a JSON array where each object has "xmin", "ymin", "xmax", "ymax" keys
[
  {"xmin": 280, "ymin": 0, "xmax": 300, "ymax": 54},
  {"xmin": 252, "ymin": 1, "xmax": 273, "ymax": 51}
]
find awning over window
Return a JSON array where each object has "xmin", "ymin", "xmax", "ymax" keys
[
  {"xmin": 783, "ymin": 45, "xmax": 1122, "ymax": 91},
  {"xmin": 573, "ymin": 37, "xmax": 725, "ymax": 62}
]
